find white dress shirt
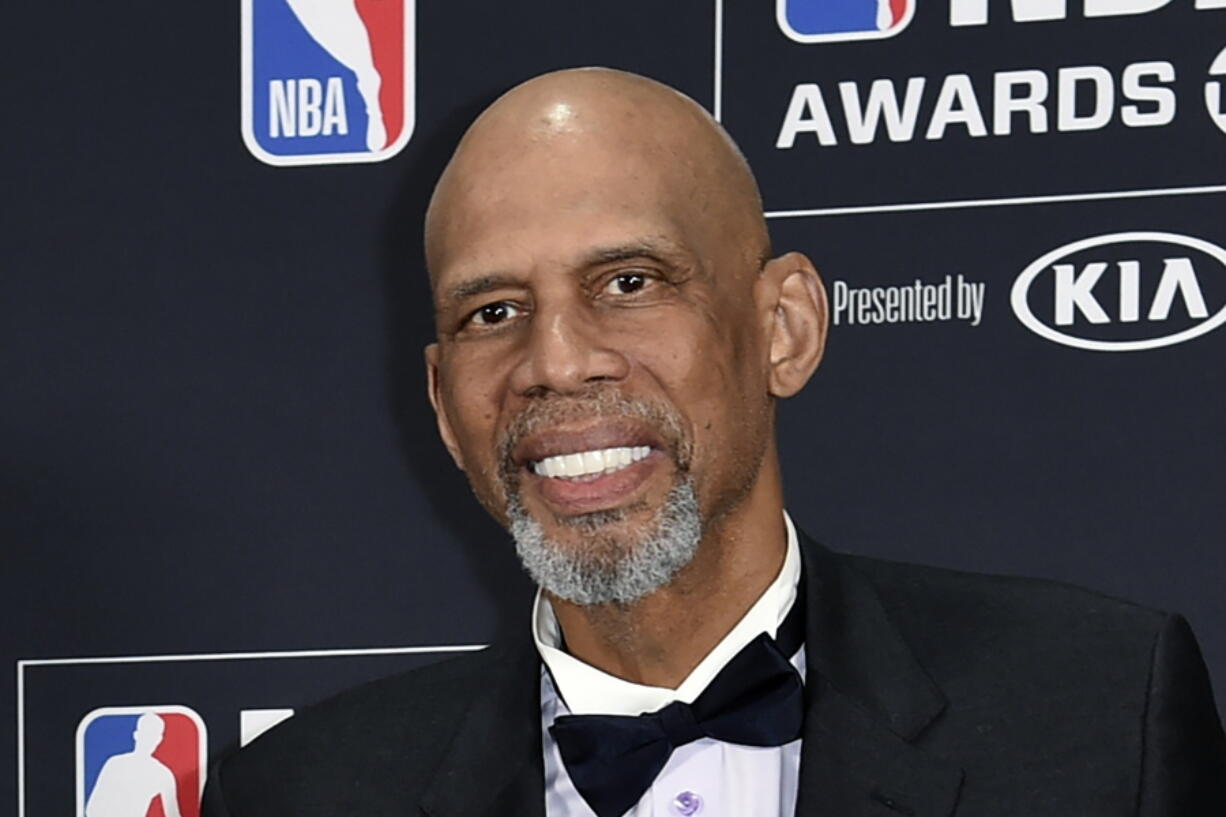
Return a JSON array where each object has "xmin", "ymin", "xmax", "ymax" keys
[{"xmin": 533, "ymin": 512, "xmax": 805, "ymax": 817}]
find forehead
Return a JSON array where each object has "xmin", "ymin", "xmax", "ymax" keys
[{"xmin": 430, "ymin": 138, "xmax": 711, "ymax": 290}]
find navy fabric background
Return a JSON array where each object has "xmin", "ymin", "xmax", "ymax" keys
[{"xmin": 5, "ymin": 1, "xmax": 1224, "ymax": 813}]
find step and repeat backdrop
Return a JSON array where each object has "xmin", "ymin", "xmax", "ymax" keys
[{"xmin": 6, "ymin": 1, "xmax": 1225, "ymax": 814}]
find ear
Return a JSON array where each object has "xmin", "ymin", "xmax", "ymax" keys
[
  {"xmin": 425, "ymin": 343, "xmax": 466, "ymax": 471},
  {"xmin": 757, "ymin": 252, "xmax": 828, "ymax": 398}
]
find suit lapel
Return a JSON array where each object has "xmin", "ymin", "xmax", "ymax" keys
[
  {"xmin": 796, "ymin": 534, "xmax": 964, "ymax": 817},
  {"xmin": 419, "ymin": 635, "xmax": 546, "ymax": 817}
]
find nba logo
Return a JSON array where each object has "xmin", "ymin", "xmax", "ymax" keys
[
  {"xmin": 241, "ymin": 0, "xmax": 415, "ymax": 166},
  {"xmin": 777, "ymin": 0, "xmax": 914, "ymax": 43},
  {"xmin": 76, "ymin": 706, "xmax": 207, "ymax": 817}
]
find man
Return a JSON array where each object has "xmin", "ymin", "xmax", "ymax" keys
[{"xmin": 203, "ymin": 68, "xmax": 1225, "ymax": 817}]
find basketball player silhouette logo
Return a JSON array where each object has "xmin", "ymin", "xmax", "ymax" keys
[
  {"xmin": 241, "ymin": 0, "xmax": 416, "ymax": 166},
  {"xmin": 77, "ymin": 707, "xmax": 206, "ymax": 817},
  {"xmin": 777, "ymin": 0, "xmax": 914, "ymax": 43}
]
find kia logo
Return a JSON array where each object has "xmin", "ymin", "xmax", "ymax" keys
[{"xmin": 1011, "ymin": 231, "xmax": 1226, "ymax": 351}]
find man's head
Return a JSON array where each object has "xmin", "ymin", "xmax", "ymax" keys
[
  {"xmin": 133, "ymin": 713, "xmax": 165, "ymax": 755},
  {"xmin": 424, "ymin": 68, "xmax": 827, "ymax": 606}
]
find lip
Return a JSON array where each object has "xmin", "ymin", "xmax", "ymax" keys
[
  {"xmin": 528, "ymin": 449, "xmax": 669, "ymax": 516},
  {"xmin": 512, "ymin": 419, "xmax": 664, "ymax": 467},
  {"xmin": 511, "ymin": 419, "xmax": 672, "ymax": 516}
]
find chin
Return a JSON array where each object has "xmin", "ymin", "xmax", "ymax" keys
[{"xmin": 506, "ymin": 478, "xmax": 703, "ymax": 606}]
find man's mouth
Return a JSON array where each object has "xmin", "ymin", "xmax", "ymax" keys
[
  {"xmin": 512, "ymin": 427, "xmax": 671, "ymax": 515},
  {"xmin": 500, "ymin": 395, "xmax": 687, "ymax": 517},
  {"xmin": 524, "ymin": 444, "xmax": 665, "ymax": 515},
  {"xmin": 530, "ymin": 445, "xmax": 653, "ymax": 481}
]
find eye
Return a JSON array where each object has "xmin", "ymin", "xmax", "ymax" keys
[
  {"xmin": 605, "ymin": 272, "xmax": 649, "ymax": 295},
  {"xmin": 468, "ymin": 301, "xmax": 522, "ymax": 327}
]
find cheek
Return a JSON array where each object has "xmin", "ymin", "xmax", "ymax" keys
[
  {"xmin": 442, "ymin": 361, "xmax": 506, "ymax": 466},
  {"xmin": 444, "ymin": 375, "xmax": 512, "ymax": 518},
  {"xmin": 634, "ymin": 314, "xmax": 761, "ymax": 441},
  {"xmin": 646, "ymin": 308, "xmax": 769, "ymax": 478}
]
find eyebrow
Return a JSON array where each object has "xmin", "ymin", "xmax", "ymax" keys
[
  {"xmin": 583, "ymin": 239, "xmax": 685, "ymax": 267},
  {"xmin": 444, "ymin": 274, "xmax": 519, "ymax": 305}
]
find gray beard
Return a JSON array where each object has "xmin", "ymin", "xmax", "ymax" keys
[{"xmin": 507, "ymin": 478, "xmax": 701, "ymax": 606}]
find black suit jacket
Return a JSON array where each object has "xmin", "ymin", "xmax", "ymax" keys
[{"xmin": 203, "ymin": 535, "xmax": 1226, "ymax": 817}]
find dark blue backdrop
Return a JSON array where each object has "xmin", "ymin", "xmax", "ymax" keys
[{"xmin": 5, "ymin": 1, "xmax": 1224, "ymax": 814}]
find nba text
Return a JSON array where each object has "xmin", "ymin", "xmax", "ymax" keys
[
  {"xmin": 269, "ymin": 78, "xmax": 349, "ymax": 138},
  {"xmin": 949, "ymin": 0, "xmax": 1224, "ymax": 26}
]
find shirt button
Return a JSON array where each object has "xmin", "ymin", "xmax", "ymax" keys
[{"xmin": 673, "ymin": 791, "xmax": 703, "ymax": 816}]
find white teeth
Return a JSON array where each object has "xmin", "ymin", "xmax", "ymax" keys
[{"xmin": 532, "ymin": 445, "xmax": 652, "ymax": 479}]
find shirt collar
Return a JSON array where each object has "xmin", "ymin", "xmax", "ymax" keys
[{"xmin": 532, "ymin": 510, "xmax": 802, "ymax": 716}]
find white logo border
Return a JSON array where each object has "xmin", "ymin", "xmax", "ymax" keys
[
  {"xmin": 75, "ymin": 704, "xmax": 208, "ymax": 817},
  {"xmin": 711, "ymin": 0, "xmax": 1226, "ymax": 218},
  {"xmin": 16, "ymin": 643, "xmax": 482, "ymax": 817},
  {"xmin": 775, "ymin": 0, "xmax": 915, "ymax": 44},
  {"xmin": 239, "ymin": 0, "xmax": 417, "ymax": 167}
]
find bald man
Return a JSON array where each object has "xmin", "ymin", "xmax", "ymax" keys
[{"xmin": 203, "ymin": 69, "xmax": 1224, "ymax": 817}]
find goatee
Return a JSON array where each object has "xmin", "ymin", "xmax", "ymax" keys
[{"xmin": 507, "ymin": 477, "xmax": 702, "ymax": 606}]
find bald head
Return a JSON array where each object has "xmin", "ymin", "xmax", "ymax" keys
[{"xmin": 425, "ymin": 68, "xmax": 770, "ymax": 285}]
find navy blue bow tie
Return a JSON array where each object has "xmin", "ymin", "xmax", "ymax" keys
[{"xmin": 549, "ymin": 592, "xmax": 806, "ymax": 817}]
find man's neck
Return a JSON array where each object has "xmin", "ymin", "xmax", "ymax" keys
[{"xmin": 547, "ymin": 471, "xmax": 788, "ymax": 689}]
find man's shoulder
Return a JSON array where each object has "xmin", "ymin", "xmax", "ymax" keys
[
  {"xmin": 839, "ymin": 549, "xmax": 1169, "ymax": 687},
  {"xmin": 205, "ymin": 640, "xmax": 524, "ymax": 816},
  {"xmin": 819, "ymin": 547, "xmax": 1224, "ymax": 809},
  {"xmin": 844, "ymin": 550, "xmax": 1165, "ymax": 631}
]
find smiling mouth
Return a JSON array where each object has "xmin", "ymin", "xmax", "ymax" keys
[
  {"xmin": 530, "ymin": 445, "xmax": 653, "ymax": 480},
  {"xmin": 501, "ymin": 391, "xmax": 686, "ymax": 516}
]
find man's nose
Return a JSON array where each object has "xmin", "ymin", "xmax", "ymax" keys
[{"xmin": 508, "ymin": 305, "xmax": 630, "ymax": 396}]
